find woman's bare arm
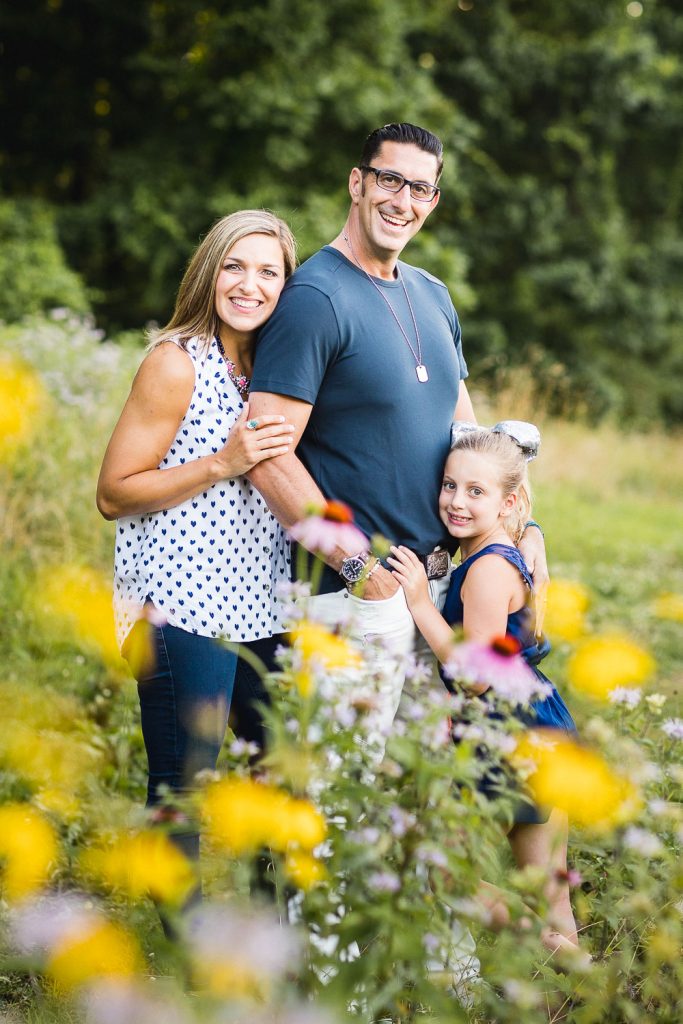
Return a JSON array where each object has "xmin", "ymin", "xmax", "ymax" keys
[{"xmin": 96, "ymin": 344, "xmax": 294, "ymax": 520}]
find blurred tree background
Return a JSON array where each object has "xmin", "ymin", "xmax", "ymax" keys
[{"xmin": 2, "ymin": 0, "xmax": 682, "ymax": 423}]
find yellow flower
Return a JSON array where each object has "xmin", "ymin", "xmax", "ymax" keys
[
  {"xmin": 567, "ymin": 634, "xmax": 655, "ymax": 700},
  {"xmin": 652, "ymin": 592, "xmax": 683, "ymax": 623},
  {"xmin": 0, "ymin": 724, "xmax": 97, "ymax": 795},
  {"xmin": 203, "ymin": 778, "xmax": 326, "ymax": 855},
  {"xmin": 271, "ymin": 798, "xmax": 327, "ymax": 852},
  {"xmin": 0, "ymin": 354, "xmax": 47, "ymax": 463},
  {"xmin": 82, "ymin": 831, "xmax": 196, "ymax": 906},
  {"xmin": 542, "ymin": 580, "xmax": 590, "ymax": 642},
  {"xmin": 35, "ymin": 564, "xmax": 121, "ymax": 667},
  {"xmin": 294, "ymin": 668, "xmax": 314, "ymax": 698},
  {"xmin": 46, "ymin": 919, "xmax": 141, "ymax": 991},
  {"xmin": 120, "ymin": 618, "xmax": 155, "ymax": 678},
  {"xmin": 0, "ymin": 804, "xmax": 58, "ymax": 900},
  {"xmin": 284, "ymin": 849, "xmax": 327, "ymax": 890},
  {"xmin": 513, "ymin": 731, "xmax": 640, "ymax": 830},
  {"xmin": 289, "ymin": 621, "xmax": 362, "ymax": 671},
  {"xmin": 203, "ymin": 777, "xmax": 288, "ymax": 855},
  {"xmin": 194, "ymin": 960, "xmax": 266, "ymax": 1000}
]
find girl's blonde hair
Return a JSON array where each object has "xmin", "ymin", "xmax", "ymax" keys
[
  {"xmin": 149, "ymin": 210, "xmax": 297, "ymax": 354},
  {"xmin": 449, "ymin": 429, "xmax": 532, "ymax": 544}
]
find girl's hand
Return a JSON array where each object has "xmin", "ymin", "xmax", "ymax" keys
[
  {"xmin": 213, "ymin": 403, "xmax": 295, "ymax": 479},
  {"xmin": 387, "ymin": 545, "xmax": 431, "ymax": 610}
]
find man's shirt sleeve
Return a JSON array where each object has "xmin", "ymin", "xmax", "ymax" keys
[
  {"xmin": 251, "ymin": 284, "xmax": 340, "ymax": 404},
  {"xmin": 451, "ymin": 302, "xmax": 468, "ymax": 381}
]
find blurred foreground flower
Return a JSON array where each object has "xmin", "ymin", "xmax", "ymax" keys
[
  {"xmin": 284, "ymin": 849, "xmax": 328, "ymax": 890},
  {"xmin": 35, "ymin": 563, "xmax": 121, "ymax": 666},
  {"xmin": 512, "ymin": 731, "xmax": 640, "ymax": 830},
  {"xmin": 542, "ymin": 580, "xmax": 590, "ymax": 642},
  {"xmin": 0, "ymin": 352, "xmax": 47, "ymax": 463},
  {"xmin": 83, "ymin": 979, "xmax": 192, "ymax": 1024},
  {"xmin": 290, "ymin": 620, "xmax": 362, "ymax": 670},
  {"xmin": 186, "ymin": 903, "xmax": 301, "ymax": 999},
  {"xmin": 567, "ymin": 634, "xmax": 655, "ymax": 700},
  {"xmin": 444, "ymin": 635, "xmax": 551, "ymax": 704},
  {"xmin": 652, "ymin": 592, "xmax": 683, "ymax": 623},
  {"xmin": 0, "ymin": 804, "xmax": 58, "ymax": 900},
  {"xmin": 289, "ymin": 620, "xmax": 362, "ymax": 697},
  {"xmin": 289, "ymin": 500, "xmax": 366, "ymax": 558},
  {"xmin": 82, "ymin": 830, "xmax": 196, "ymax": 906},
  {"xmin": 203, "ymin": 777, "xmax": 326, "ymax": 855},
  {"xmin": 0, "ymin": 722, "xmax": 99, "ymax": 817},
  {"xmin": 47, "ymin": 918, "xmax": 142, "ymax": 991}
]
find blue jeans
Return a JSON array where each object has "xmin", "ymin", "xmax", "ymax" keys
[{"xmin": 125, "ymin": 622, "xmax": 238, "ymax": 863}]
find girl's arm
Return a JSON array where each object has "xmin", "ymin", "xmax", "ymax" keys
[
  {"xmin": 389, "ymin": 547, "xmax": 525, "ymax": 694},
  {"xmin": 96, "ymin": 343, "xmax": 294, "ymax": 520},
  {"xmin": 387, "ymin": 546, "xmax": 457, "ymax": 665}
]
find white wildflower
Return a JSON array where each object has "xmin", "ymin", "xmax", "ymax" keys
[
  {"xmin": 622, "ymin": 826, "xmax": 664, "ymax": 858},
  {"xmin": 368, "ymin": 871, "xmax": 401, "ymax": 893},
  {"xmin": 662, "ymin": 718, "xmax": 683, "ymax": 740},
  {"xmin": 608, "ymin": 687, "xmax": 642, "ymax": 707}
]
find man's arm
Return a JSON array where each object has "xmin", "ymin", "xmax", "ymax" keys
[
  {"xmin": 453, "ymin": 381, "xmax": 476, "ymax": 423},
  {"xmin": 247, "ymin": 390, "xmax": 399, "ymax": 598}
]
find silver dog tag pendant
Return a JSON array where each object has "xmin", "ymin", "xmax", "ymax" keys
[{"xmin": 416, "ymin": 364, "xmax": 429, "ymax": 383}]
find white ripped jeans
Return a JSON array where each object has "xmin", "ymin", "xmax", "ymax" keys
[{"xmin": 308, "ymin": 572, "xmax": 452, "ymax": 739}]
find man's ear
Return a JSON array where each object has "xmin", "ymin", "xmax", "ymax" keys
[{"xmin": 349, "ymin": 167, "xmax": 363, "ymax": 204}]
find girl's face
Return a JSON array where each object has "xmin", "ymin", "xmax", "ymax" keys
[
  {"xmin": 438, "ymin": 450, "xmax": 516, "ymax": 540},
  {"xmin": 214, "ymin": 233, "xmax": 286, "ymax": 340}
]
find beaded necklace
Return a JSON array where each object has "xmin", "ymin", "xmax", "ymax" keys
[{"xmin": 215, "ymin": 335, "xmax": 251, "ymax": 399}]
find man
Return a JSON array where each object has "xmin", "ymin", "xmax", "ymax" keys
[
  {"xmin": 246, "ymin": 122, "xmax": 546, "ymax": 995},
  {"xmin": 248, "ymin": 122, "xmax": 545, "ymax": 722}
]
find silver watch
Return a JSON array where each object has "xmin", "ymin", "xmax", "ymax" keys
[{"xmin": 339, "ymin": 551, "xmax": 370, "ymax": 588}]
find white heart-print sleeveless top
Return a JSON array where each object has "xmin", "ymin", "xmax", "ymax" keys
[{"xmin": 113, "ymin": 336, "xmax": 291, "ymax": 646}]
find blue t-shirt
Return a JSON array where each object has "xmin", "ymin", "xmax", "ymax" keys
[{"xmin": 251, "ymin": 246, "xmax": 468, "ymax": 591}]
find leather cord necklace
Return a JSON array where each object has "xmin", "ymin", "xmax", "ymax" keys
[{"xmin": 342, "ymin": 232, "xmax": 429, "ymax": 383}]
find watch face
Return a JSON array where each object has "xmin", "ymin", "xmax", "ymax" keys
[{"xmin": 341, "ymin": 555, "xmax": 366, "ymax": 583}]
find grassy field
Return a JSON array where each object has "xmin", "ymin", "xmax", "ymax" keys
[{"xmin": 1, "ymin": 318, "xmax": 682, "ymax": 1022}]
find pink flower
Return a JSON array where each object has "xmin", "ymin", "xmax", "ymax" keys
[
  {"xmin": 443, "ymin": 636, "xmax": 550, "ymax": 705},
  {"xmin": 288, "ymin": 501, "xmax": 367, "ymax": 557}
]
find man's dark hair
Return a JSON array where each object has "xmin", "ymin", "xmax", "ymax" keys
[{"xmin": 359, "ymin": 123, "xmax": 444, "ymax": 181}]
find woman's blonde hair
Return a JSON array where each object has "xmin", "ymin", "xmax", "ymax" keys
[
  {"xmin": 149, "ymin": 210, "xmax": 297, "ymax": 354},
  {"xmin": 449, "ymin": 429, "xmax": 532, "ymax": 544}
]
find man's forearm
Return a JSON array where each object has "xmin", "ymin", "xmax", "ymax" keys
[
  {"xmin": 248, "ymin": 452, "xmax": 324, "ymax": 529},
  {"xmin": 248, "ymin": 453, "xmax": 364, "ymax": 572}
]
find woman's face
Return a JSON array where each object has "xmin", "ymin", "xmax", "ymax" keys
[{"xmin": 214, "ymin": 233, "xmax": 286, "ymax": 338}]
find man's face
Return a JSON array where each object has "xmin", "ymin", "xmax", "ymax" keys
[{"xmin": 351, "ymin": 141, "xmax": 440, "ymax": 260}]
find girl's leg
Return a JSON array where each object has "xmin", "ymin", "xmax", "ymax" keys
[{"xmin": 508, "ymin": 809, "xmax": 579, "ymax": 949}]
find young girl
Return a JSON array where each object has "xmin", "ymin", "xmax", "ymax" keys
[{"xmin": 387, "ymin": 425, "xmax": 579, "ymax": 953}]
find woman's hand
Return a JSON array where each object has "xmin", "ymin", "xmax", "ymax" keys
[
  {"xmin": 386, "ymin": 545, "xmax": 431, "ymax": 611},
  {"xmin": 211, "ymin": 403, "xmax": 295, "ymax": 479}
]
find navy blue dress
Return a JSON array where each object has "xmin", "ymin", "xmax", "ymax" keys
[{"xmin": 442, "ymin": 543, "xmax": 576, "ymax": 824}]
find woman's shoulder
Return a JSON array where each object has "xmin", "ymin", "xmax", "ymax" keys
[{"xmin": 131, "ymin": 340, "xmax": 197, "ymax": 405}]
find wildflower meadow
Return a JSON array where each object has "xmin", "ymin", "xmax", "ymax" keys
[{"xmin": 0, "ymin": 314, "xmax": 682, "ymax": 1023}]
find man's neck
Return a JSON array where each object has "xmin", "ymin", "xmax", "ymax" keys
[{"xmin": 330, "ymin": 224, "xmax": 398, "ymax": 281}]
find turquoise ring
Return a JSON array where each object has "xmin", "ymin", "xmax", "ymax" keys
[{"xmin": 247, "ymin": 419, "xmax": 259, "ymax": 431}]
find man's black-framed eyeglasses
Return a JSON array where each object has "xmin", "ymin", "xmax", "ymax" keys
[{"xmin": 360, "ymin": 165, "xmax": 440, "ymax": 202}]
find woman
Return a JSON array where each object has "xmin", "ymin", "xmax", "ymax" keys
[{"xmin": 97, "ymin": 210, "xmax": 296, "ymax": 859}]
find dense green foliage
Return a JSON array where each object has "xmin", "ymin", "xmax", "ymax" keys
[
  {"xmin": 0, "ymin": 199, "xmax": 90, "ymax": 321},
  {"xmin": 3, "ymin": 0, "xmax": 683, "ymax": 421}
]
